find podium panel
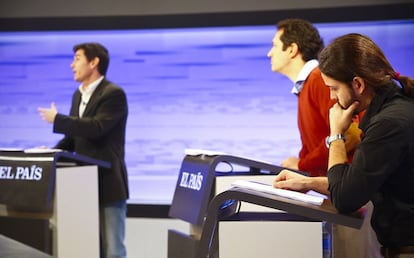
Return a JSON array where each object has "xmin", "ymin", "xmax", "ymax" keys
[
  {"xmin": 54, "ymin": 165, "xmax": 99, "ymax": 258},
  {"xmin": 169, "ymin": 152, "xmax": 283, "ymax": 226},
  {"xmin": 215, "ymin": 174, "xmax": 323, "ymax": 258},
  {"xmin": 219, "ymin": 221, "xmax": 322, "ymax": 258},
  {"xmin": 0, "ymin": 150, "xmax": 109, "ymax": 258},
  {"xmin": 169, "ymin": 155, "xmax": 215, "ymax": 226},
  {"xmin": 0, "ymin": 152, "xmax": 55, "ymax": 212}
]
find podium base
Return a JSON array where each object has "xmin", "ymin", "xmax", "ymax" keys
[
  {"xmin": 0, "ymin": 234, "xmax": 52, "ymax": 258},
  {"xmin": 0, "ymin": 216, "xmax": 51, "ymax": 254},
  {"xmin": 168, "ymin": 230, "xmax": 200, "ymax": 258}
]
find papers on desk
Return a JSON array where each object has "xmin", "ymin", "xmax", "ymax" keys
[
  {"xmin": 231, "ymin": 180, "xmax": 325, "ymax": 206},
  {"xmin": 184, "ymin": 148, "xmax": 274, "ymax": 165},
  {"xmin": 0, "ymin": 148, "xmax": 24, "ymax": 152},
  {"xmin": 184, "ymin": 148, "xmax": 227, "ymax": 156},
  {"xmin": 24, "ymin": 148, "xmax": 63, "ymax": 154},
  {"xmin": 0, "ymin": 147, "xmax": 62, "ymax": 154}
]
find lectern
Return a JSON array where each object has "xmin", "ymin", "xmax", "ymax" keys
[
  {"xmin": 0, "ymin": 150, "xmax": 110, "ymax": 258},
  {"xmin": 168, "ymin": 152, "xmax": 284, "ymax": 226},
  {"xmin": 168, "ymin": 152, "xmax": 364, "ymax": 258}
]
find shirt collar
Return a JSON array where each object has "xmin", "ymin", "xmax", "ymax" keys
[
  {"xmin": 291, "ymin": 59, "xmax": 319, "ymax": 95},
  {"xmin": 359, "ymin": 83, "xmax": 403, "ymax": 131},
  {"xmin": 79, "ymin": 76, "xmax": 104, "ymax": 96}
]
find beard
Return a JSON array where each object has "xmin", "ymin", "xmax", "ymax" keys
[{"xmin": 337, "ymin": 91, "xmax": 361, "ymax": 115}]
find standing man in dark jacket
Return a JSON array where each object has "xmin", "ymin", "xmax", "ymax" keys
[{"xmin": 38, "ymin": 42, "xmax": 129, "ymax": 258}]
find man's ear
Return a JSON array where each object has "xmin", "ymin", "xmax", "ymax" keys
[
  {"xmin": 289, "ymin": 43, "xmax": 299, "ymax": 58},
  {"xmin": 352, "ymin": 76, "xmax": 365, "ymax": 96},
  {"xmin": 90, "ymin": 57, "xmax": 100, "ymax": 69}
]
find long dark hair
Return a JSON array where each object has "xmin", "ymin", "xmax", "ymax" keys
[{"xmin": 319, "ymin": 33, "xmax": 414, "ymax": 98}]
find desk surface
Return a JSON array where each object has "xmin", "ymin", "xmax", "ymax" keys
[
  {"xmin": 197, "ymin": 187, "xmax": 365, "ymax": 257},
  {"xmin": 213, "ymin": 187, "xmax": 364, "ymax": 229}
]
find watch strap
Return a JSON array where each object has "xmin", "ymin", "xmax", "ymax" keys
[{"xmin": 325, "ymin": 134, "xmax": 346, "ymax": 148}]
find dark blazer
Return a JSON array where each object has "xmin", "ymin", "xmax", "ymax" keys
[{"xmin": 53, "ymin": 78, "xmax": 129, "ymax": 205}]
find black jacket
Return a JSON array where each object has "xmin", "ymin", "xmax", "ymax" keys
[
  {"xmin": 53, "ymin": 78, "xmax": 129, "ymax": 205},
  {"xmin": 328, "ymin": 83, "xmax": 414, "ymax": 247}
]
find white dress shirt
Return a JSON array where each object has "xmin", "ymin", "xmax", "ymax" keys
[
  {"xmin": 78, "ymin": 76, "xmax": 104, "ymax": 117},
  {"xmin": 291, "ymin": 59, "xmax": 319, "ymax": 95}
]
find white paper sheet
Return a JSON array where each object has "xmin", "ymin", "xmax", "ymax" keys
[{"xmin": 231, "ymin": 180, "xmax": 324, "ymax": 206}]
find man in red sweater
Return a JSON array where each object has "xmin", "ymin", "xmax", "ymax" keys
[
  {"xmin": 267, "ymin": 19, "xmax": 360, "ymax": 176},
  {"xmin": 267, "ymin": 18, "xmax": 380, "ymax": 257}
]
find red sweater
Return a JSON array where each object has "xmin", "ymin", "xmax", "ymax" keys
[{"xmin": 297, "ymin": 67, "xmax": 335, "ymax": 176}]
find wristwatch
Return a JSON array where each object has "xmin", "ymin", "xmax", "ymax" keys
[{"xmin": 325, "ymin": 134, "xmax": 346, "ymax": 148}]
